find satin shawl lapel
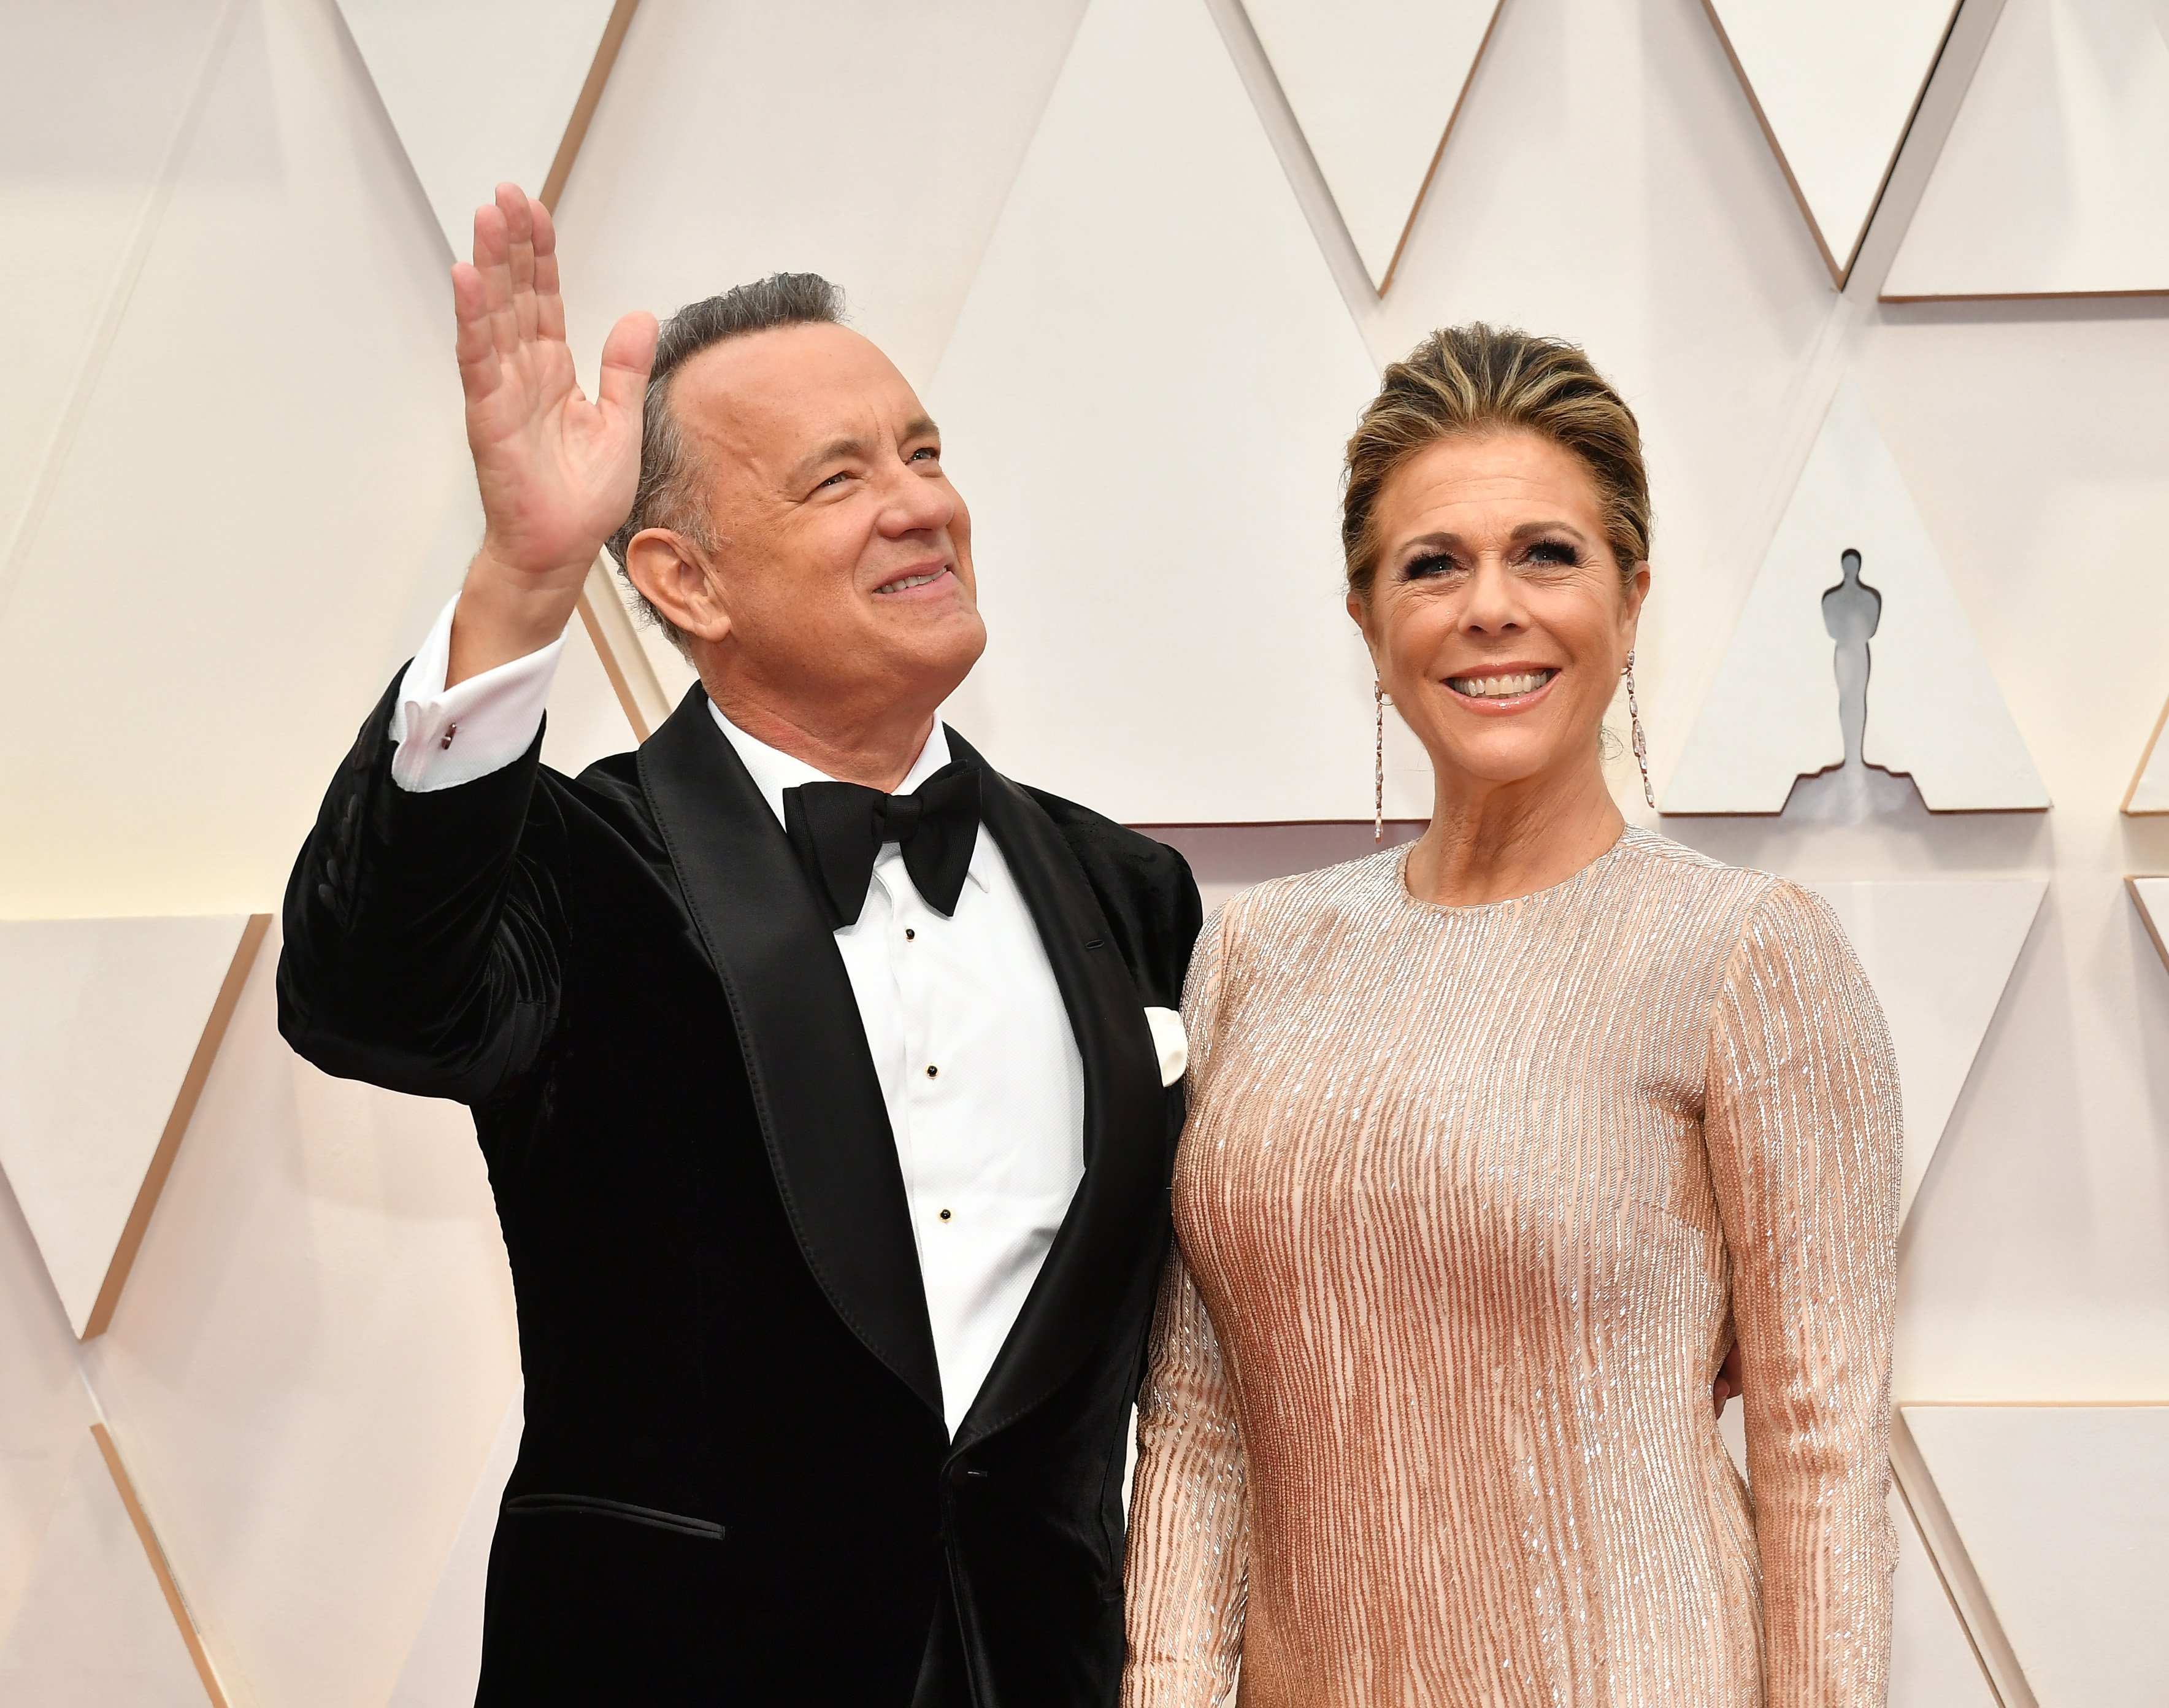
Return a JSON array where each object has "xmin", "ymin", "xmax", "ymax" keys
[
  {"xmin": 950, "ymin": 735, "xmax": 1164, "ymax": 1450},
  {"xmin": 639, "ymin": 688, "xmax": 942, "ymax": 1418}
]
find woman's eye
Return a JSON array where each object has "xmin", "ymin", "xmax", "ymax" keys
[
  {"xmin": 1402, "ymin": 552, "xmax": 1456, "ymax": 580},
  {"xmin": 1527, "ymin": 540, "xmax": 1580, "ymax": 566}
]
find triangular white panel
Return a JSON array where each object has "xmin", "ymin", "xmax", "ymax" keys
[
  {"xmin": 0, "ymin": 1436, "xmax": 210, "ymax": 1706},
  {"xmin": 1883, "ymin": 0, "xmax": 2169, "ymax": 299},
  {"xmin": 554, "ymin": 0, "xmax": 1093, "ymax": 391},
  {"xmin": 1706, "ymin": 0, "xmax": 1959, "ymax": 282},
  {"xmin": 1243, "ymin": 0, "xmax": 1502, "ymax": 291},
  {"xmin": 2131, "ymin": 877, "xmax": 2169, "ymax": 971},
  {"xmin": 931, "ymin": 0, "xmax": 1384, "ymax": 823},
  {"xmin": 1808, "ymin": 880, "xmax": 2044, "ymax": 1226},
  {"xmin": 387, "ymin": 1386, "xmax": 523, "ymax": 1708},
  {"xmin": 2127, "ymin": 696, "xmax": 2169, "ymax": 812},
  {"xmin": 1891, "ymin": 1485, "xmax": 2000, "ymax": 1707},
  {"xmin": 0, "ymin": 917, "xmax": 256, "ymax": 1337},
  {"xmin": 0, "ymin": 1165, "xmax": 101, "ymax": 1631},
  {"xmin": 1665, "ymin": 380, "xmax": 2049, "ymax": 814},
  {"xmin": 0, "ymin": 0, "xmax": 471, "ymax": 919},
  {"xmin": 336, "ymin": 0, "xmax": 620, "ymax": 252},
  {"xmin": 0, "ymin": 0, "xmax": 229, "ymax": 579},
  {"xmin": 1905, "ymin": 1404, "xmax": 2169, "ymax": 1703}
]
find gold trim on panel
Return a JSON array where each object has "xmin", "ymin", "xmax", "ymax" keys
[
  {"xmin": 1889, "ymin": 1409, "xmax": 2039, "ymax": 1708},
  {"xmin": 2122, "ymin": 691, "xmax": 2169, "ymax": 814},
  {"xmin": 2128, "ymin": 877, "xmax": 2169, "ymax": 972},
  {"xmin": 1375, "ymin": 0, "xmax": 1506, "ymax": 296},
  {"xmin": 540, "ymin": 0, "xmax": 644, "ymax": 211},
  {"xmin": 1881, "ymin": 286, "xmax": 2169, "ymax": 304},
  {"xmin": 1891, "ymin": 1459, "xmax": 2008, "ymax": 1707},
  {"xmin": 539, "ymin": 0, "xmax": 662, "ymax": 739},
  {"xmin": 1699, "ymin": 0, "xmax": 1962, "ymax": 288},
  {"xmin": 577, "ymin": 560, "xmax": 674, "ymax": 742},
  {"xmin": 90, "ymin": 1423, "xmax": 229, "ymax": 1707},
  {"xmin": 82, "ymin": 914, "xmax": 271, "ymax": 1342}
]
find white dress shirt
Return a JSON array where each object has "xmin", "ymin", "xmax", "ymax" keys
[{"xmin": 391, "ymin": 599, "xmax": 1086, "ymax": 1436}]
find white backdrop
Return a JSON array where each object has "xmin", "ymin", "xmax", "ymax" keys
[{"xmin": 1, "ymin": 0, "xmax": 2166, "ymax": 1702}]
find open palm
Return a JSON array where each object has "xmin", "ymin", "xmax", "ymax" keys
[{"xmin": 453, "ymin": 184, "xmax": 657, "ymax": 584}]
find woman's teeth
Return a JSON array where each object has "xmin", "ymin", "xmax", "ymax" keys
[
  {"xmin": 1448, "ymin": 669, "xmax": 1554, "ymax": 699},
  {"xmin": 878, "ymin": 569, "xmax": 945, "ymax": 594}
]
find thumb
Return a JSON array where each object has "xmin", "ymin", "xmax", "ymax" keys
[{"xmin": 597, "ymin": 310, "xmax": 659, "ymax": 421}]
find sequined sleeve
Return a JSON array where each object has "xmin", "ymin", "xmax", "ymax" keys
[
  {"xmin": 1123, "ymin": 912, "xmax": 1248, "ymax": 1707},
  {"xmin": 1703, "ymin": 880, "xmax": 1902, "ymax": 1706}
]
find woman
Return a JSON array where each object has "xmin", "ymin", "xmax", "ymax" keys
[{"xmin": 1123, "ymin": 326, "xmax": 1900, "ymax": 1706}]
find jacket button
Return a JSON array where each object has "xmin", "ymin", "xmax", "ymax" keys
[{"xmin": 946, "ymin": 1461, "xmax": 969, "ymax": 1490}]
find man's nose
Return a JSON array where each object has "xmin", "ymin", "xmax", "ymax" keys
[{"xmin": 879, "ymin": 460, "xmax": 954, "ymax": 535}]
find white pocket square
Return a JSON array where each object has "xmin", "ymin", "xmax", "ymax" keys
[{"xmin": 1143, "ymin": 1006, "xmax": 1188, "ymax": 1087}]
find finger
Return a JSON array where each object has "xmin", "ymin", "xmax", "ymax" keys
[
  {"xmin": 452, "ymin": 272, "xmax": 501, "ymax": 402},
  {"xmin": 472, "ymin": 201, "xmax": 517, "ymax": 359},
  {"xmin": 596, "ymin": 310, "xmax": 659, "ymax": 420},
  {"xmin": 530, "ymin": 198, "xmax": 566, "ymax": 344},
  {"xmin": 451, "ymin": 261, "xmax": 497, "ymax": 378},
  {"xmin": 499, "ymin": 184, "xmax": 539, "ymax": 344}
]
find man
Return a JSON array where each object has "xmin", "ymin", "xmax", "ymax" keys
[{"xmin": 278, "ymin": 185, "xmax": 1199, "ymax": 1705}]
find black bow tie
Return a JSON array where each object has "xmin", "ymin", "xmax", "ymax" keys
[{"xmin": 782, "ymin": 760, "xmax": 983, "ymax": 929}]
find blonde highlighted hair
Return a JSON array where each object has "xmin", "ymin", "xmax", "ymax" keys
[{"xmin": 1342, "ymin": 324, "xmax": 1651, "ymax": 603}]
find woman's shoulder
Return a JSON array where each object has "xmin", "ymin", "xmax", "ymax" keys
[
  {"xmin": 1609, "ymin": 828, "xmax": 1857, "ymax": 966},
  {"xmin": 1218, "ymin": 844, "xmax": 1410, "ymax": 936}
]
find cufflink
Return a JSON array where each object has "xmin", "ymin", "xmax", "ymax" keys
[
  {"xmin": 1143, "ymin": 1006, "xmax": 1188, "ymax": 1087},
  {"xmin": 439, "ymin": 723, "xmax": 458, "ymax": 750}
]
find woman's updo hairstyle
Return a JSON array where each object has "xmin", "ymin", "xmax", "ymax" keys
[{"xmin": 1342, "ymin": 324, "xmax": 1651, "ymax": 607}]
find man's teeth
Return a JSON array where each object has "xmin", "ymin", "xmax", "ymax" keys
[
  {"xmin": 1449, "ymin": 670, "xmax": 1552, "ymax": 699},
  {"xmin": 878, "ymin": 569, "xmax": 945, "ymax": 594}
]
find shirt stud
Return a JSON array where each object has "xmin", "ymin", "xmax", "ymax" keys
[
  {"xmin": 439, "ymin": 723, "xmax": 458, "ymax": 750},
  {"xmin": 925, "ymin": 1064, "xmax": 939, "ymax": 1079},
  {"xmin": 939, "ymin": 1208, "xmax": 953, "ymax": 1221},
  {"xmin": 904, "ymin": 928, "xmax": 916, "ymax": 941}
]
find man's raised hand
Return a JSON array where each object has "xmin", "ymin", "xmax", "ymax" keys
[{"xmin": 448, "ymin": 183, "xmax": 657, "ymax": 682}]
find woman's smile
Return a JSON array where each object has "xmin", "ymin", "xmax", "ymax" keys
[{"xmin": 1441, "ymin": 664, "xmax": 1560, "ymax": 712}]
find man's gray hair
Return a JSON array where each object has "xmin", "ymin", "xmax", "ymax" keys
[{"xmin": 605, "ymin": 272, "xmax": 847, "ymax": 655}]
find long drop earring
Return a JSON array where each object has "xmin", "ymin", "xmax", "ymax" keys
[
  {"xmin": 1623, "ymin": 649, "xmax": 1655, "ymax": 810},
  {"xmin": 1374, "ymin": 681, "xmax": 1387, "ymax": 844}
]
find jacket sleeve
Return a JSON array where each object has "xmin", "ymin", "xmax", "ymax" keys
[
  {"xmin": 1123, "ymin": 909, "xmax": 1247, "ymax": 1708},
  {"xmin": 275, "ymin": 670, "xmax": 566, "ymax": 1105},
  {"xmin": 1703, "ymin": 879, "xmax": 1902, "ymax": 1707}
]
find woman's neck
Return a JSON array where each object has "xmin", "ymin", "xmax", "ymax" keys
[{"xmin": 1405, "ymin": 763, "xmax": 1627, "ymax": 907}]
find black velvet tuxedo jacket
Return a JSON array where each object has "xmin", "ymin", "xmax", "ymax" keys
[{"xmin": 277, "ymin": 677, "xmax": 1202, "ymax": 1706}]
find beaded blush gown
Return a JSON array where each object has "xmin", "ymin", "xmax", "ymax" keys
[{"xmin": 1121, "ymin": 829, "xmax": 1902, "ymax": 1708}]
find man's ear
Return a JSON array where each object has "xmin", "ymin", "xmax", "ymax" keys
[{"xmin": 626, "ymin": 528, "xmax": 732, "ymax": 644}]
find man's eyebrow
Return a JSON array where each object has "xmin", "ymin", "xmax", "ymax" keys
[
  {"xmin": 785, "ymin": 435, "xmax": 873, "ymax": 490},
  {"xmin": 784, "ymin": 419, "xmax": 943, "ymax": 491}
]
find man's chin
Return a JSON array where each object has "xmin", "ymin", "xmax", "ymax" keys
[{"xmin": 864, "ymin": 612, "xmax": 986, "ymax": 701}]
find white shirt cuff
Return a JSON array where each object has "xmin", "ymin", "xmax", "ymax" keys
[{"xmin": 388, "ymin": 595, "xmax": 566, "ymax": 792}]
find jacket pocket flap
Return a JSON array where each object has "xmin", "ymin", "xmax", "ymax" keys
[{"xmin": 504, "ymin": 1493, "xmax": 723, "ymax": 1541}]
